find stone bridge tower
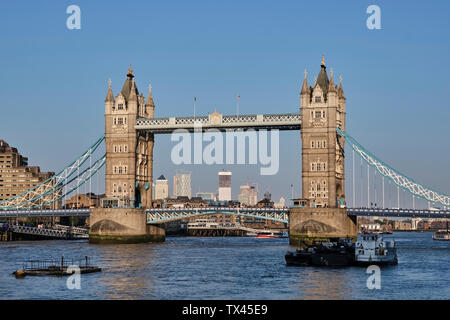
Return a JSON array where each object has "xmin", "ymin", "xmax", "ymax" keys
[
  {"xmin": 103, "ymin": 66, "xmax": 154, "ymax": 209},
  {"xmin": 289, "ymin": 57, "xmax": 356, "ymax": 245},
  {"xmin": 89, "ymin": 66, "xmax": 164, "ymax": 244}
]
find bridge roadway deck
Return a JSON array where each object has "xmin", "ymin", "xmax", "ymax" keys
[{"xmin": 1, "ymin": 207, "xmax": 450, "ymax": 219}]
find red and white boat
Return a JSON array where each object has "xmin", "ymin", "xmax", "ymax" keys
[{"xmin": 255, "ymin": 230, "xmax": 288, "ymax": 239}]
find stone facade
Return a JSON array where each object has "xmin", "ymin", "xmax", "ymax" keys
[
  {"xmin": 104, "ymin": 66, "xmax": 154, "ymax": 208},
  {"xmin": 89, "ymin": 207, "xmax": 165, "ymax": 244},
  {"xmin": 289, "ymin": 58, "xmax": 356, "ymax": 245},
  {"xmin": 300, "ymin": 58, "xmax": 346, "ymax": 208},
  {"xmin": 289, "ymin": 207, "xmax": 357, "ymax": 245}
]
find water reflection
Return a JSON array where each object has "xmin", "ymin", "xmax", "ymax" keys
[
  {"xmin": 96, "ymin": 244, "xmax": 158, "ymax": 299},
  {"xmin": 295, "ymin": 268, "xmax": 352, "ymax": 300}
]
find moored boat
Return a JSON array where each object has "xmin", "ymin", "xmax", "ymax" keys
[
  {"xmin": 285, "ymin": 239, "xmax": 354, "ymax": 267},
  {"xmin": 433, "ymin": 221, "xmax": 450, "ymax": 241},
  {"xmin": 255, "ymin": 230, "xmax": 288, "ymax": 239},
  {"xmin": 433, "ymin": 230, "xmax": 450, "ymax": 241},
  {"xmin": 354, "ymin": 234, "xmax": 398, "ymax": 266}
]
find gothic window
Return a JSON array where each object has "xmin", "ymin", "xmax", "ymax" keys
[
  {"xmin": 119, "ymin": 146, "xmax": 122, "ymax": 153},
  {"xmin": 113, "ymin": 118, "xmax": 117, "ymax": 125},
  {"xmin": 124, "ymin": 145, "xmax": 127, "ymax": 152},
  {"xmin": 315, "ymin": 96, "xmax": 321, "ymax": 103},
  {"xmin": 311, "ymin": 141, "xmax": 315, "ymax": 148},
  {"xmin": 118, "ymin": 167, "xmax": 122, "ymax": 174},
  {"xmin": 323, "ymin": 141, "xmax": 326, "ymax": 148},
  {"xmin": 118, "ymin": 103, "xmax": 124, "ymax": 110},
  {"xmin": 322, "ymin": 111, "xmax": 326, "ymax": 118},
  {"xmin": 113, "ymin": 166, "xmax": 117, "ymax": 174},
  {"xmin": 315, "ymin": 111, "xmax": 322, "ymax": 118},
  {"xmin": 117, "ymin": 118, "xmax": 124, "ymax": 125},
  {"xmin": 114, "ymin": 146, "xmax": 117, "ymax": 153},
  {"xmin": 118, "ymin": 186, "xmax": 122, "ymax": 193}
]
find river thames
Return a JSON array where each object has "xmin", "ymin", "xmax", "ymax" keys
[{"xmin": 0, "ymin": 232, "xmax": 449, "ymax": 300}]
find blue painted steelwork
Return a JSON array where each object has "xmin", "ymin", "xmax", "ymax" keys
[
  {"xmin": 0, "ymin": 208, "xmax": 91, "ymax": 218},
  {"xmin": 147, "ymin": 207, "xmax": 289, "ymax": 224},
  {"xmin": 348, "ymin": 208, "xmax": 450, "ymax": 219},
  {"xmin": 146, "ymin": 207, "xmax": 289, "ymax": 224},
  {"xmin": 337, "ymin": 127, "xmax": 450, "ymax": 208},
  {"xmin": 26, "ymin": 155, "xmax": 106, "ymax": 210},
  {"xmin": 0, "ymin": 137, "xmax": 105, "ymax": 211}
]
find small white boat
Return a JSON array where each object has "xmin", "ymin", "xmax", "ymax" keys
[
  {"xmin": 355, "ymin": 234, "xmax": 398, "ymax": 266},
  {"xmin": 433, "ymin": 230, "xmax": 450, "ymax": 241}
]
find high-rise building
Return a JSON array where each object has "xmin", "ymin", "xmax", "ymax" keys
[
  {"xmin": 238, "ymin": 185, "xmax": 258, "ymax": 206},
  {"xmin": 154, "ymin": 175, "xmax": 169, "ymax": 200},
  {"xmin": 173, "ymin": 172, "xmax": 191, "ymax": 198},
  {"xmin": 218, "ymin": 171, "xmax": 231, "ymax": 201},
  {"xmin": 0, "ymin": 139, "xmax": 56, "ymax": 206}
]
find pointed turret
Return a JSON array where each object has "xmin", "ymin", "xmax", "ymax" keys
[
  {"xmin": 316, "ymin": 55, "xmax": 329, "ymax": 96},
  {"xmin": 120, "ymin": 64, "xmax": 139, "ymax": 101},
  {"xmin": 105, "ymin": 79, "xmax": 115, "ymax": 103},
  {"xmin": 328, "ymin": 69, "xmax": 337, "ymax": 93},
  {"xmin": 128, "ymin": 78, "xmax": 138, "ymax": 102},
  {"xmin": 338, "ymin": 75, "xmax": 345, "ymax": 99},
  {"xmin": 146, "ymin": 84, "xmax": 155, "ymax": 107},
  {"xmin": 300, "ymin": 69, "xmax": 311, "ymax": 108},
  {"xmin": 145, "ymin": 84, "xmax": 155, "ymax": 118},
  {"xmin": 301, "ymin": 69, "xmax": 309, "ymax": 94}
]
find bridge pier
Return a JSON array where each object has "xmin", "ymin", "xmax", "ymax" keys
[
  {"xmin": 289, "ymin": 207, "xmax": 357, "ymax": 246},
  {"xmin": 89, "ymin": 208, "xmax": 165, "ymax": 244}
]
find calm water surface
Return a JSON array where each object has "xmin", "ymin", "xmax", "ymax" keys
[{"xmin": 0, "ymin": 232, "xmax": 449, "ymax": 299}]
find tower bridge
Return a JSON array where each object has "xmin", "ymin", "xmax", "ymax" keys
[{"xmin": 1, "ymin": 58, "xmax": 450, "ymax": 244}]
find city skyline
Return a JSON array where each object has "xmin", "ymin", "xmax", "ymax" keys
[{"xmin": 1, "ymin": 1, "xmax": 449, "ymax": 204}]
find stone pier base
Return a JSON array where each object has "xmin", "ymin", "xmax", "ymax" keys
[
  {"xmin": 289, "ymin": 207, "xmax": 357, "ymax": 247},
  {"xmin": 89, "ymin": 208, "xmax": 165, "ymax": 244}
]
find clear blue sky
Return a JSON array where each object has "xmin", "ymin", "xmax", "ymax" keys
[{"xmin": 1, "ymin": 0, "xmax": 449, "ymax": 204}]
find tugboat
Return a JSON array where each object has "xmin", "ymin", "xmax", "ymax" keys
[
  {"xmin": 285, "ymin": 239, "xmax": 355, "ymax": 267},
  {"xmin": 354, "ymin": 234, "xmax": 398, "ymax": 266}
]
